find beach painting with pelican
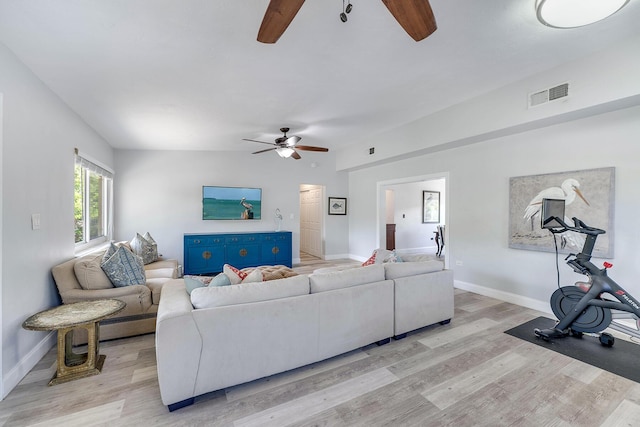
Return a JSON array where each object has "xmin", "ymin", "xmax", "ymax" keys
[
  {"xmin": 203, "ymin": 186, "xmax": 262, "ymax": 220},
  {"xmin": 509, "ymin": 167, "xmax": 614, "ymax": 258}
]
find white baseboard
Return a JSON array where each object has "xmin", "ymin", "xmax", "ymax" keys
[
  {"xmin": 3, "ymin": 331, "xmax": 56, "ymax": 399},
  {"xmin": 455, "ymin": 279, "xmax": 553, "ymax": 315},
  {"xmin": 324, "ymin": 253, "xmax": 353, "ymax": 261}
]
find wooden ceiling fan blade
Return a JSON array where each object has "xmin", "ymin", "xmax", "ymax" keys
[
  {"xmin": 295, "ymin": 145, "xmax": 329, "ymax": 152},
  {"xmin": 252, "ymin": 147, "xmax": 278, "ymax": 154},
  {"xmin": 381, "ymin": 0, "xmax": 437, "ymax": 42},
  {"xmin": 291, "ymin": 150, "xmax": 302, "ymax": 160},
  {"xmin": 257, "ymin": 0, "xmax": 306, "ymax": 44},
  {"xmin": 243, "ymin": 138, "xmax": 277, "ymax": 146}
]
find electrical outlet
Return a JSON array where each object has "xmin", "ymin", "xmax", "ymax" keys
[{"xmin": 369, "ymin": 147, "xmax": 375, "ymax": 155}]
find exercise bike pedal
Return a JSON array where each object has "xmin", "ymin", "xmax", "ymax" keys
[
  {"xmin": 599, "ymin": 332, "xmax": 614, "ymax": 347},
  {"xmin": 569, "ymin": 329, "xmax": 583, "ymax": 338},
  {"xmin": 534, "ymin": 327, "xmax": 569, "ymax": 341}
]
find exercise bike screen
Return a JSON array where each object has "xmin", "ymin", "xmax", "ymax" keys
[{"xmin": 541, "ymin": 198, "xmax": 565, "ymax": 229}]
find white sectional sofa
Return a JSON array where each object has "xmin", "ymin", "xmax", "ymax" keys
[{"xmin": 155, "ymin": 261, "xmax": 453, "ymax": 411}]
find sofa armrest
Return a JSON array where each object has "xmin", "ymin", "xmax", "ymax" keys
[
  {"xmin": 59, "ymin": 284, "xmax": 149, "ymax": 302},
  {"xmin": 393, "ymin": 269, "xmax": 454, "ymax": 336},
  {"xmin": 59, "ymin": 284, "xmax": 154, "ymax": 316},
  {"xmin": 145, "ymin": 258, "xmax": 179, "ymax": 279},
  {"xmin": 156, "ymin": 280, "xmax": 202, "ymax": 406}
]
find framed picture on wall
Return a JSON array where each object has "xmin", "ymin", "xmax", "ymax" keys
[
  {"xmin": 328, "ymin": 197, "xmax": 347, "ymax": 215},
  {"xmin": 423, "ymin": 191, "xmax": 440, "ymax": 223}
]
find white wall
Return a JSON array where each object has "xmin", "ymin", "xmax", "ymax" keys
[
  {"xmin": 338, "ymin": 35, "xmax": 640, "ymax": 171},
  {"xmin": 0, "ymin": 93, "xmax": 4, "ymax": 399},
  {"xmin": 348, "ymin": 105, "xmax": 640, "ymax": 311},
  {"xmin": 113, "ymin": 150, "xmax": 349, "ymax": 265},
  {"xmin": 0, "ymin": 43, "xmax": 114, "ymax": 397}
]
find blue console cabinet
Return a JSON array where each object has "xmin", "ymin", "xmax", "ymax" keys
[{"xmin": 184, "ymin": 231, "xmax": 292, "ymax": 275}]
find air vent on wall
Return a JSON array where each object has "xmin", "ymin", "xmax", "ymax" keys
[{"xmin": 528, "ymin": 82, "xmax": 569, "ymax": 108}]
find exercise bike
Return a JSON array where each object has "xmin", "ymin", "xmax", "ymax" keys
[{"xmin": 533, "ymin": 199, "xmax": 640, "ymax": 347}]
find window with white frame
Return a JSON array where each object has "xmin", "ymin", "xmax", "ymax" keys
[{"xmin": 74, "ymin": 150, "xmax": 113, "ymax": 251}]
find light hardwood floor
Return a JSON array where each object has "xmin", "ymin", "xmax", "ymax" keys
[{"xmin": 2, "ymin": 257, "xmax": 640, "ymax": 426}]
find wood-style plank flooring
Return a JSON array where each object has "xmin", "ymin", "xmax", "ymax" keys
[{"xmin": 2, "ymin": 256, "xmax": 640, "ymax": 426}]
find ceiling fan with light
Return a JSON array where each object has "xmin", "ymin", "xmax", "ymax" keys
[
  {"xmin": 243, "ymin": 128, "xmax": 329, "ymax": 159},
  {"xmin": 257, "ymin": 0, "xmax": 437, "ymax": 43}
]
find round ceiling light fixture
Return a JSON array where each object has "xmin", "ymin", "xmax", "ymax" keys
[{"xmin": 535, "ymin": 0, "xmax": 630, "ymax": 28}]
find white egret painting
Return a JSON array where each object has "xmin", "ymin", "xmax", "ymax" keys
[{"xmin": 509, "ymin": 167, "xmax": 614, "ymax": 258}]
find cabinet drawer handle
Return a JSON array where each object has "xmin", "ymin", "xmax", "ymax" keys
[
  {"xmin": 194, "ymin": 239, "xmax": 201, "ymax": 244},
  {"xmin": 202, "ymin": 251, "xmax": 211, "ymax": 260},
  {"xmin": 239, "ymin": 248, "xmax": 248, "ymax": 257}
]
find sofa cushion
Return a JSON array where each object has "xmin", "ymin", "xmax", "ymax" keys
[
  {"xmin": 309, "ymin": 264, "xmax": 385, "ymax": 293},
  {"xmin": 400, "ymin": 254, "xmax": 436, "ymax": 262},
  {"xmin": 145, "ymin": 267, "xmax": 175, "ymax": 279},
  {"xmin": 145, "ymin": 277, "xmax": 167, "ymax": 304},
  {"xmin": 384, "ymin": 260, "xmax": 444, "ymax": 280},
  {"xmin": 145, "ymin": 259, "xmax": 178, "ymax": 272},
  {"xmin": 130, "ymin": 232, "xmax": 159, "ymax": 265},
  {"xmin": 190, "ymin": 274, "xmax": 310, "ymax": 309},
  {"xmin": 101, "ymin": 245, "xmax": 146, "ymax": 287},
  {"xmin": 73, "ymin": 252, "xmax": 113, "ymax": 290}
]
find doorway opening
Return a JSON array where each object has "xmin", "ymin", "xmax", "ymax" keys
[
  {"xmin": 299, "ymin": 184, "xmax": 325, "ymax": 260},
  {"xmin": 377, "ymin": 173, "xmax": 449, "ymax": 267}
]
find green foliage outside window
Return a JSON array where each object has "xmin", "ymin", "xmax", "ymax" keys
[
  {"xmin": 74, "ymin": 165, "xmax": 84, "ymax": 243},
  {"xmin": 89, "ymin": 173, "xmax": 104, "ymax": 240},
  {"xmin": 75, "ymin": 164, "xmax": 107, "ymax": 244}
]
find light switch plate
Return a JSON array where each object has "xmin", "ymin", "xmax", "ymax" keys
[{"xmin": 32, "ymin": 213, "xmax": 41, "ymax": 230}]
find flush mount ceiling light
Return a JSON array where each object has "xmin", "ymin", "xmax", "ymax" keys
[{"xmin": 536, "ymin": 0, "xmax": 630, "ymax": 28}]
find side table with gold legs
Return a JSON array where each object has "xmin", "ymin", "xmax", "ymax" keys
[{"xmin": 22, "ymin": 299, "xmax": 126, "ymax": 386}]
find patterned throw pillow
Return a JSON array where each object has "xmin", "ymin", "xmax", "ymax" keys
[
  {"xmin": 362, "ymin": 252, "xmax": 376, "ymax": 266},
  {"xmin": 101, "ymin": 245, "xmax": 146, "ymax": 287},
  {"xmin": 130, "ymin": 232, "xmax": 158, "ymax": 265},
  {"xmin": 223, "ymin": 264, "xmax": 248, "ymax": 285},
  {"xmin": 241, "ymin": 268, "xmax": 264, "ymax": 283},
  {"xmin": 103, "ymin": 242, "xmax": 118, "ymax": 259}
]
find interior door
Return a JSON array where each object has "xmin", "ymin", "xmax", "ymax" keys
[{"xmin": 300, "ymin": 186, "xmax": 323, "ymax": 257}]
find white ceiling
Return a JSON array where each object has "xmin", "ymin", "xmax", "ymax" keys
[{"xmin": 1, "ymin": 0, "xmax": 639, "ymax": 154}]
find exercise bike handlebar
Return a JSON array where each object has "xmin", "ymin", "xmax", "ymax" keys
[{"xmin": 548, "ymin": 216, "xmax": 606, "ymax": 236}]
